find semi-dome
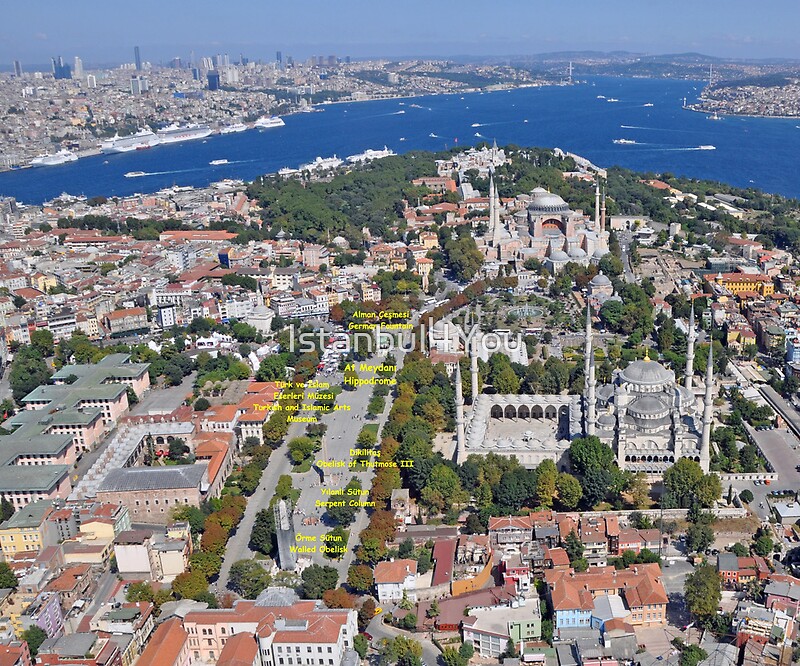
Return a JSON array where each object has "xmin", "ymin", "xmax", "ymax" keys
[
  {"xmin": 628, "ymin": 395, "xmax": 670, "ymax": 417},
  {"xmin": 620, "ymin": 358, "xmax": 674, "ymax": 387},
  {"xmin": 675, "ymin": 385, "xmax": 696, "ymax": 409},
  {"xmin": 527, "ymin": 187, "xmax": 571, "ymax": 214}
]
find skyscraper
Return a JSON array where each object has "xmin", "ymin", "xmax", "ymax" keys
[
  {"xmin": 12, "ymin": 60, "xmax": 22, "ymax": 77},
  {"xmin": 276, "ymin": 50, "xmax": 282, "ymax": 65},
  {"xmin": 73, "ymin": 56, "xmax": 83, "ymax": 79},
  {"xmin": 134, "ymin": 46, "xmax": 142, "ymax": 71},
  {"xmin": 130, "ymin": 75, "xmax": 149, "ymax": 95},
  {"xmin": 51, "ymin": 56, "xmax": 72, "ymax": 80},
  {"xmin": 207, "ymin": 71, "xmax": 220, "ymax": 91}
]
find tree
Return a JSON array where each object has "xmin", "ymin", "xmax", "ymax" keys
[
  {"xmin": 353, "ymin": 634, "xmax": 368, "ymax": 659},
  {"xmin": 30, "ymin": 329, "xmax": 54, "ymax": 356},
  {"xmin": 684, "ymin": 564, "xmax": 721, "ymax": 620},
  {"xmin": 0, "ymin": 497, "xmax": 13, "ymax": 523},
  {"xmin": 358, "ymin": 598, "xmax": 376, "ymax": 631},
  {"xmin": 628, "ymin": 472, "xmax": 651, "ymax": 509},
  {"xmin": 401, "ymin": 613, "xmax": 418, "ymax": 630},
  {"xmin": 556, "ymin": 473, "xmax": 582, "ymax": 510},
  {"xmin": 194, "ymin": 397, "xmax": 211, "ymax": 411},
  {"xmin": 347, "ymin": 565, "xmax": 374, "ymax": 593},
  {"xmin": 739, "ymin": 489, "xmax": 754, "ymax": 504},
  {"xmin": 126, "ymin": 582, "xmax": 155, "ymax": 603},
  {"xmin": 565, "ymin": 530, "xmax": 584, "ymax": 563},
  {"xmin": 189, "ymin": 551, "xmax": 222, "ymax": 578},
  {"xmin": 458, "ymin": 642, "xmax": 474, "ymax": 661},
  {"xmin": 322, "ymin": 587, "xmax": 356, "ymax": 609},
  {"xmin": 228, "ymin": 560, "xmax": 272, "ymax": 599},
  {"xmin": 20, "ymin": 627, "xmax": 47, "ymax": 657},
  {"xmin": 172, "ymin": 504, "xmax": 206, "ymax": 534},
  {"xmin": 695, "ymin": 474, "xmax": 722, "ymax": 507},
  {"xmin": 0, "ymin": 563, "xmax": 17, "ymax": 589},
  {"xmin": 730, "ymin": 542, "xmax": 748, "ymax": 557},
  {"xmin": 679, "ymin": 644, "xmax": 707, "ymax": 666},
  {"xmin": 302, "ymin": 564, "xmax": 339, "ymax": 599},
  {"xmin": 569, "ymin": 436, "xmax": 615, "ymax": 476},
  {"xmin": 249, "ymin": 509, "xmax": 276, "ymax": 556},
  {"xmin": 441, "ymin": 648, "xmax": 467, "ymax": 666},
  {"xmin": 256, "ymin": 355, "xmax": 287, "ymax": 382},
  {"xmin": 168, "ymin": 438, "xmax": 190, "ymax": 461},
  {"xmin": 427, "ymin": 600, "xmax": 441, "ymax": 619},
  {"xmin": 753, "ymin": 534, "xmax": 774, "ymax": 557},
  {"xmin": 421, "ymin": 464, "xmax": 467, "ymax": 512},
  {"xmin": 535, "ymin": 459, "xmax": 557, "ymax": 508},
  {"xmin": 686, "ymin": 523, "xmax": 714, "ymax": 554},
  {"xmin": 398, "ymin": 538, "xmax": 415, "ymax": 558},
  {"xmin": 172, "ymin": 570, "xmax": 210, "ymax": 600},
  {"xmin": 663, "ymin": 458, "xmax": 704, "ymax": 508}
]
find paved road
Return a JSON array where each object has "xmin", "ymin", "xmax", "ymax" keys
[
  {"xmin": 218, "ymin": 351, "xmax": 403, "ymax": 590},
  {"xmin": 367, "ymin": 613, "xmax": 440, "ymax": 666},
  {"xmin": 618, "ymin": 232, "xmax": 636, "ymax": 284}
]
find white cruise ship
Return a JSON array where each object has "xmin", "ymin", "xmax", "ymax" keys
[
  {"xmin": 30, "ymin": 149, "xmax": 79, "ymax": 167},
  {"xmin": 156, "ymin": 123, "xmax": 213, "ymax": 144},
  {"xmin": 100, "ymin": 129, "xmax": 160, "ymax": 153},
  {"xmin": 220, "ymin": 123, "xmax": 248, "ymax": 134},
  {"xmin": 299, "ymin": 155, "xmax": 343, "ymax": 172},
  {"xmin": 254, "ymin": 116, "xmax": 286, "ymax": 129},
  {"xmin": 346, "ymin": 146, "xmax": 395, "ymax": 163}
]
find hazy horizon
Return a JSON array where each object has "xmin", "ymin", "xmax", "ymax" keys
[{"xmin": 3, "ymin": 0, "xmax": 800, "ymax": 66}]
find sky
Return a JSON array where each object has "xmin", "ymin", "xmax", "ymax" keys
[{"xmin": 3, "ymin": 0, "xmax": 800, "ymax": 66}]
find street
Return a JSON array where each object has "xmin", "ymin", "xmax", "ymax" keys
[
  {"xmin": 218, "ymin": 347, "xmax": 405, "ymax": 590},
  {"xmin": 367, "ymin": 613, "xmax": 440, "ymax": 666}
]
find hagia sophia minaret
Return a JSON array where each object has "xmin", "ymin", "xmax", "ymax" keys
[
  {"xmin": 594, "ymin": 181, "xmax": 601, "ymax": 231},
  {"xmin": 685, "ymin": 303, "xmax": 696, "ymax": 390},
  {"xmin": 490, "ymin": 175, "xmax": 502, "ymax": 246}
]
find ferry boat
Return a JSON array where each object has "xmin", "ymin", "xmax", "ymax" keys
[
  {"xmin": 101, "ymin": 129, "xmax": 160, "ymax": 153},
  {"xmin": 613, "ymin": 139, "xmax": 637, "ymax": 145},
  {"xmin": 697, "ymin": 145, "xmax": 716, "ymax": 150},
  {"xmin": 124, "ymin": 171, "xmax": 147, "ymax": 178},
  {"xmin": 156, "ymin": 123, "xmax": 213, "ymax": 144},
  {"xmin": 254, "ymin": 116, "xmax": 286, "ymax": 129},
  {"xmin": 220, "ymin": 123, "xmax": 248, "ymax": 134},
  {"xmin": 346, "ymin": 147, "xmax": 395, "ymax": 163},
  {"xmin": 299, "ymin": 155, "xmax": 343, "ymax": 172},
  {"xmin": 643, "ymin": 102, "xmax": 654, "ymax": 107},
  {"xmin": 30, "ymin": 149, "xmax": 78, "ymax": 167},
  {"xmin": 209, "ymin": 159, "xmax": 229, "ymax": 165}
]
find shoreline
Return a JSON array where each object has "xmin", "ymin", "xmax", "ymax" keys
[
  {"xmin": 683, "ymin": 104, "xmax": 800, "ymax": 121},
  {"xmin": 0, "ymin": 80, "xmax": 569, "ymax": 175}
]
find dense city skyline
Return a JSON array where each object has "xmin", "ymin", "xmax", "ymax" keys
[{"xmin": 3, "ymin": 0, "xmax": 800, "ymax": 64}]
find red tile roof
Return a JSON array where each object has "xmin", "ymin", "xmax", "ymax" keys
[
  {"xmin": 136, "ymin": 618, "xmax": 187, "ymax": 666},
  {"xmin": 374, "ymin": 559, "xmax": 417, "ymax": 584}
]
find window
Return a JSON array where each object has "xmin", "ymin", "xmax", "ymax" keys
[
  {"xmin": 327, "ymin": 648, "xmax": 332, "ymax": 654},
  {"xmin": 221, "ymin": 628, "xmax": 226, "ymax": 635}
]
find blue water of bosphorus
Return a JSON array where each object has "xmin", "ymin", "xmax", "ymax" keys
[{"xmin": 3, "ymin": 76, "xmax": 800, "ymax": 204}]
